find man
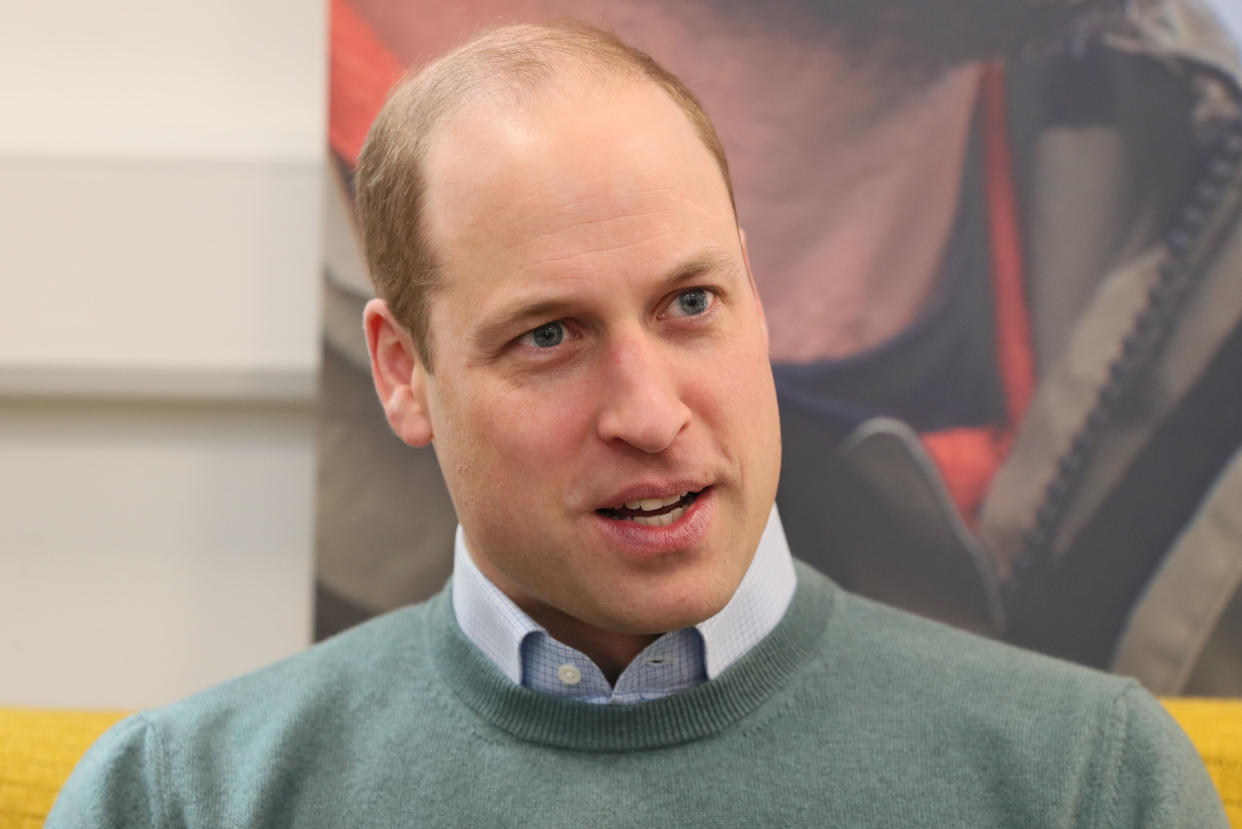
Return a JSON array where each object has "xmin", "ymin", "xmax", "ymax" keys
[
  {"xmin": 318, "ymin": 0, "xmax": 1242, "ymax": 697},
  {"xmin": 51, "ymin": 22, "xmax": 1225, "ymax": 826}
]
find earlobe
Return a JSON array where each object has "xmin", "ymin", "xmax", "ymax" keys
[{"xmin": 363, "ymin": 299, "xmax": 434, "ymax": 447}]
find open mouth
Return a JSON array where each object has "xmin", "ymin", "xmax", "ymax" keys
[{"xmin": 597, "ymin": 489, "xmax": 703, "ymax": 527}]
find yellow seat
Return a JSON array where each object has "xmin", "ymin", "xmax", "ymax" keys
[
  {"xmin": 3, "ymin": 700, "xmax": 1240, "ymax": 827},
  {"xmin": 0, "ymin": 708, "xmax": 129, "ymax": 829},
  {"xmin": 1161, "ymin": 697, "xmax": 1242, "ymax": 825}
]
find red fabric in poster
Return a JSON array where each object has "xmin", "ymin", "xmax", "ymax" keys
[
  {"xmin": 920, "ymin": 64, "xmax": 1034, "ymax": 523},
  {"xmin": 329, "ymin": 0, "xmax": 404, "ymax": 168}
]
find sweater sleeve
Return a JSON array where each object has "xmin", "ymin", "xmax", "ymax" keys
[
  {"xmin": 44, "ymin": 713, "xmax": 166, "ymax": 829},
  {"xmin": 1091, "ymin": 684, "xmax": 1227, "ymax": 828}
]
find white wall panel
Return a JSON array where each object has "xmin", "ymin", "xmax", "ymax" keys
[
  {"xmin": 0, "ymin": 0, "xmax": 325, "ymax": 708},
  {"xmin": 0, "ymin": 399, "xmax": 314, "ymax": 709},
  {"xmin": 0, "ymin": 157, "xmax": 321, "ymax": 384},
  {"xmin": 0, "ymin": 0, "xmax": 325, "ymax": 161}
]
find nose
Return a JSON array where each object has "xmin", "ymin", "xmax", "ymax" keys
[{"xmin": 595, "ymin": 332, "xmax": 692, "ymax": 453}]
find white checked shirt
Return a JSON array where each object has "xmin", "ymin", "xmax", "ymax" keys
[{"xmin": 451, "ymin": 506, "xmax": 797, "ymax": 704}]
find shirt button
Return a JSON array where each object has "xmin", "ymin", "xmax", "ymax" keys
[{"xmin": 557, "ymin": 664, "xmax": 582, "ymax": 686}]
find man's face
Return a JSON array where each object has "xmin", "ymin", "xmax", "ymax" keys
[{"xmin": 414, "ymin": 74, "xmax": 781, "ymax": 636}]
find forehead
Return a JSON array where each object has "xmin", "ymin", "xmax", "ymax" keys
[{"xmin": 420, "ymin": 74, "xmax": 736, "ymax": 300}]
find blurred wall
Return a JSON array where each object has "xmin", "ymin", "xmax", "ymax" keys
[{"xmin": 0, "ymin": 0, "xmax": 326, "ymax": 708}]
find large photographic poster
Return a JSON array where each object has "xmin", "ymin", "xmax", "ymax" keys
[
  {"xmin": 315, "ymin": 0, "xmax": 1242, "ymax": 696},
  {"xmin": 317, "ymin": 0, "xmax": 853, "ymax": 637}
]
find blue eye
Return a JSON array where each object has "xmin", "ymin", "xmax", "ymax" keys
[
  {"xmin": 525, "ymin": 322, "xmax": 565, "ymax": 348},
  {"xmin": 674, "ymin": 288, "xmax": 712, "ymax": 316}
]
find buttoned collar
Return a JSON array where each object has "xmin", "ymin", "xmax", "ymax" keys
[{"xmin": 451, "ymin": 506, "xmax": 797, "ymax": 703}]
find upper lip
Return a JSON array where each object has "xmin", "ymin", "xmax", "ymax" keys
[{"xmin": 596, "ymin": 479, "xmax": 710, "ymax": 511}]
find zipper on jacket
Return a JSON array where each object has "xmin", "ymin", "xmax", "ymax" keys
[{"xmin": 1005, "ymin": 113, "xmax": 1242, "ymax": 624}]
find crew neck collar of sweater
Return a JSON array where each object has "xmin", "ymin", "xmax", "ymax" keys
[{"xmin": 429, "ymin": 560, "xmax": 836, "ymax": 752}]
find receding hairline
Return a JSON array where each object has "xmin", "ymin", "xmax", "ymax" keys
[
  {"xmin": 391, "ymin": 21, "xmax": 738, "ymax": 210},
  {"xmin": 421, "ymin": 23, "xmax": 681, "ymax": 127},
  {"xmin": 420, "ymin": 57, "xmax": 676, "ymax": 181}
]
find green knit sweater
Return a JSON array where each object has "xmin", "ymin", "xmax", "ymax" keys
[{"xmin": 48, "ymin": 563, "xmax": 1225, "ymax": 827}]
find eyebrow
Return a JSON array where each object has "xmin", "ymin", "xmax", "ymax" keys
[{"xmin": 470, "ymin": 247, "xmax": 740, "ymax": 349}]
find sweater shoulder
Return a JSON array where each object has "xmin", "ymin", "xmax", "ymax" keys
[
  {"xmin": 794, "ymin": 564, "xmax": 1140, "ymax": 751},
  {"xmin": 825, "ymin": 578, "xmax": 1135, "ymax": 708},
  {"xmin": 145, "ymin": 592, "xmax": 448, "ymax": 742},
  {"xmin": 51, "ymin": 594, "xmax": 461, "ymax": 827},
  {"xmin": 785, "ymin": 568, "xmax": 1227, "ymax": 825}
]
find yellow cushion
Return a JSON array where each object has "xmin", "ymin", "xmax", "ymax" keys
[
  {"xmin": 0, "ymin": 708, "xmax": 129, "ymax": 829},
  {"xmin": 1, "ymin": 701, "xmax": 1239, "ymax": 827},
  {"xmin": 1162, "ymin": 697, "xmax": 1242, "ymax": 826}
]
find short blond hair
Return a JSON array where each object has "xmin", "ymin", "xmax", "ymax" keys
[{"xmin": 355, "ymin": 20, "xmax": 735, "ymax": 372}]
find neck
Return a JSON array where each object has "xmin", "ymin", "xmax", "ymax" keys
[
  {"xmin": 519, "ymin": 604, "xmax": 659, "ymax": 685},
  {"xmin": 466, "ymin": 548, "xmax": 659, "ymax": 684}
]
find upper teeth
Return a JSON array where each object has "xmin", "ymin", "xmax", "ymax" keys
[{"xmin": 624, "ymin": 493, "xmax": 686, "ymax": 511}]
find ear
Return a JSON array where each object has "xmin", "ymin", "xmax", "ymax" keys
[
  {"xmin": 737, "ymin": 226, "xmax": 769, "ymax": 346},
  {"xmin": 363, "ymin": 298, "xmax": 434, "ymax": 447}
]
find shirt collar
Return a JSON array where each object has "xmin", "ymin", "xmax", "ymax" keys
[{"xmin": 451, "ymin": 505, "xmax": 797, "ymax": 694}]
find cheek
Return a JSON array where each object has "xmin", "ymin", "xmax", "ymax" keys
[
  {"xmin": 692, "ymin": 334, "xmax": 775, "ymax": 418},
  {"xmin": 701, "ymin": 343, "xmax": 781, "ymax": 475},
  {"xmin": 449, "ymin": 380, "xmax": 597, "ymax": 484}
]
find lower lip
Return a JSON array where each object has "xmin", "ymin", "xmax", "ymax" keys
[{"xmin": 591, "ymin": 488, "xmax": 714, "ymax": 559}]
